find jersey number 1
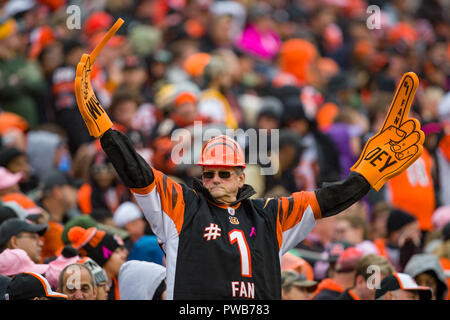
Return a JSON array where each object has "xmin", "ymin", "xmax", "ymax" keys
[{"xmin": 229, "ymin": 229, "xmax": 252, "ymax": 277}]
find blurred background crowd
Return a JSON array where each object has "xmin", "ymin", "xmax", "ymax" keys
[{"xmin": 0, "ymin": 0, "xmax": 449, "ymax": 300}]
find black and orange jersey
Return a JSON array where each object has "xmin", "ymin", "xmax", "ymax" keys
[
  {"xmin": 312, "ymin": 278, "xmax": 345, "ymax": 300},
  {"xmin": 100, "ymin": 129, "xmax": 371, "ymax": 299},
  {"xmin": 335, "ymin": 288, "xmax": 361, "ymax": 300}
]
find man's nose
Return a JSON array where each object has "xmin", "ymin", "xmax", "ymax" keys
[
  {"xmin": 211, "ymin": 173, "xmax": 222, "ymax": 183},
  {"xmin": 71, "ymin": 290, "xmax": 85, "ymax": 300}
]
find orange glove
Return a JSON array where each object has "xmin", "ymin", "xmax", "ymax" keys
[
  {"xmin": 74, "ymin": 18, "xmax": 124, "ymax": 138},
  {"xmin": 351, "ymin": 72, "xmax": 425, "ymax": 191}
]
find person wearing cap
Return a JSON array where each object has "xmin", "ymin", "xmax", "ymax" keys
[
  {"xmin": 0, "ymin": 218, "xmax": 47, "ymax": 264},
  {"xmin": 280, "ymin": 252, "xmax": 314, "ymax": 282},
  {"xmin": 281, "ymin": 270, "xmax": 317, "ymax": 300},
  {"xmin": 404, "ymin": 253, "xmax": 448, "ymax": 300},
  {"xmin": 375, "ymin": 273, "xmax": 432, "ymax": 300},
  {"xmin": 113, "ymin": 201, "xmax": 146, "ymax": 253},
  {"xmin": 77, "ymin": 257, "xmax": 110, "ymax": 300},
  {"xmin": 336, "ymin": 254, "xmax": 395, "ymax": 300},
  {"xmin": 373, "ymin": 208, "xmax": 422, "ymax": 271},
  {"xmin": 38, "ymin": 169, "xmax": 80, "ymax": 261},
  {"xmin": 0, "ymin": 202, "xmax": 28, "ymax": 225},
  {"xmin": 58, "ymin": 262, "xmax": 97, "ymax": 300},
  {"xmin": 0, "ymin": 147, "xmax": 38, "ymax": 194},
  {"xmin": 67, "ymin": 226, "xmax": 127, "ymax": 300},
  {"xmin": 0, "ymin": 166, "xmax": 23, "ymax": 197},
  {"xmin": 75, "ymin": 66, "xmax": 425, "ymax": 299},
  {"xmin": 313, "ymin": 247, "xmax": 363, "ymax": 300},
  {"xmin": 39, "ymin": 170, "xmax": 80, "ymax": 224},
  {"xmin": 1, "ymin": 192, "xmax": 45, "ymax": 220},
  {"xmin": 0, "ymin": 248, "xmax": 49, "ymax": 277},
  {"xmin": 5, "ymin": 272, "xmax": 67, "ymax": 300}
]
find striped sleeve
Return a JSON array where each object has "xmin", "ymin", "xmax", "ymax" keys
[
  {"xmin": 275, "ymin": 191, "xmax": 322, "ymax": 254},
  {"xmin": 131, "ymin": 168, "xmax": 186, "ymax": 242}
]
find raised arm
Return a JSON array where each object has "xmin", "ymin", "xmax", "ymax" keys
[
  {"xmin": 100, "ymin": 129, "xmax": 154, "ymax": 189},
  {"xmin": 276, "ymin": 73, "xmax": 424, "ymax": 254},
  {"xmin": 73, "ymin": 20, "xmax": 188, "ymax": 244},
  {"xmin": 316, "ymin": 72, "xmax": 424, "ymax": 218}
]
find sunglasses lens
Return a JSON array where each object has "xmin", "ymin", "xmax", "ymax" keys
[
  {"xmin": 218, "ymin": 171, "xmax": 231, "ymax": 179},
  {"xmin": 202, "ymin": 172, "xmax": 215, "ymax": 179},
  {"xmin": 202, "ymin": 171, "xmax": 233, "ymax": 179}
]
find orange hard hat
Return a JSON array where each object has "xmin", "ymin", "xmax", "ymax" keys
[{"xmin": 197, "ymin": 135, "xmax": 246, "ymax": 168}]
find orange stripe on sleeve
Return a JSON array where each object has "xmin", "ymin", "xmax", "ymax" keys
[
  {"xmin": 279, "ymin": 191, "xmax": 322, "ymax": 232},
  {"xmin": 276, "ymin": 200, "xmax": 283, "ymax": 251},
  {"xmin": 130, "ymin": 179, "xmax": 156, "ymax": 195},
  {"xmin": 136, "ymin": 168, "xmax": 185, "ymax": 235}
]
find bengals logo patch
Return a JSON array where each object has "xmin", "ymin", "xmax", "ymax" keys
[{"xmin": 229, "ymin": 216, "xmax": 239, "ymax": 225}]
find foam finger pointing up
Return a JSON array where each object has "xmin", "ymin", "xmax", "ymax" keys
[{"xmin": 381, "ymin": 72, "xmax": 419, "ymax": 130}]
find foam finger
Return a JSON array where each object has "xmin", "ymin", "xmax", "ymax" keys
[
  {"xmin": 395, "ymin": 144, "xmax": 419, "ymax": 161},
  {"xmin": 381, "ymin": 72, "xmax": 419, "ymax": 130},
  {"xmin": 398, "ymin": 118, "xmax": 419, "ymax": 136},
  {"xmin": 390, "ymin": 131, "xmax": 421, "ymax": 153}
]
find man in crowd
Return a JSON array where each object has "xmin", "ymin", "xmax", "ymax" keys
[{"xmin": 75, "ymin": 42, "xmax": 424, "ymax": 299}]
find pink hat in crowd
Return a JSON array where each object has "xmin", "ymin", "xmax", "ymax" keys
[
  {"xmin": 432, "ymin": 206, "xmax": 450, "ymax": 230},
  {"xmin": 0, "ymin": 167, "xmax": 23, "ymax": 190},
  {"xmin": 0, "ymin": 248, "xmax": 49, "ymax": 277},
  {"xmin": 335, "ymin": 247, "xmax": 364, "ymax": 273}
]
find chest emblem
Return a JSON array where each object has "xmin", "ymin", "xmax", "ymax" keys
[
  {"xmin": 227, "ymin": 207, "xmax": 235, "ymax": 216},
  {"xmin": 229, "ymin": 216, "xmax": 240, "ymax": 225},
  {"xmin": 203, "ymin": 223, "xmax": 222, "ymax": 241}
]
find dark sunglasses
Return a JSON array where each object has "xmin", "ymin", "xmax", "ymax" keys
[{"xmin": 202, "ymin": 171, "xmax": 233, "ymax": 180}]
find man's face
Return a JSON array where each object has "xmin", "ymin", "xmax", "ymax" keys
[
  {"xmin": 282, "ymin": 286, "xmax": 314, "ymax": 300},
  {"xmin": 415, "ymin": 273, "xmax": 437, "ymax": 300},
  {"xmin": 333, "ymin": 219, "xmax": 363, "ymax": 245},
  {"xmin": 60, "ymin": 185, "xmax": 78, "ymax": 209},
  {"xmin": 125, "ymin": 218, "xmax": 146, "ymax": 241},
  {"xmin": 201, "ymin": 166, "xmax": 245, "ymax": 204},
  {"xmin": 7, "ymin": 155, "xmax": 31, "ymax": 181},
  {"xmin": 12, "ymin": 232, "xmax": 43, "ymax": 263},
  {"xmin": 61, "ymin": 267, "xmax": 97, "ymax": 300},
  {"xmin": 96, "ymin": 282, "xmax": 110, "ymax": 300},
  {"xmin": 389, "ymin": 289, "xmax": 420, "ymax": 300}
]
